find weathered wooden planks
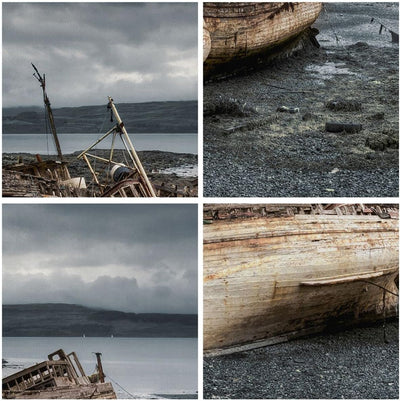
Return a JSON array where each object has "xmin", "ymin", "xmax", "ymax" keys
[
  {"xmin": 2, "ymin": 349, "xmax": 116, "ymax": 399},
  {"xmin": 203, "ymin": 2, "xmax": 322, "ymax": 75},
  {"xmin": 203, "ymin": 211, "xmax": 399, "ymax": 353},
  {"xmin": 2, "ymin": 383, "xmax": 116, "ymax": 399}
]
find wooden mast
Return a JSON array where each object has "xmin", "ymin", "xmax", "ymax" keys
[
  {"xmin": 94, "ymin": 353, "xmax": 105, "ymax": 383},
  {"xmin": 107, "ymin": 96, "xmax": 156, "ymax": 197},
  {"xmin": 32, "ymin": 63, "xmax": 64, "ymax": 161},
  {"xmin": 32, "ymin": 63, "xmax": 70, "ymax": 180}
]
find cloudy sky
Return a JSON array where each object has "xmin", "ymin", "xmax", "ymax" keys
[
  {"xmin": 3, "ymin": 2, "xmax": 198, "ymax": 107},
  {"xmin": 3, "ymin": 204, "xmax": 198, "ymax": 314}
]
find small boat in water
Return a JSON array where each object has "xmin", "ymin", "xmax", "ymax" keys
[
  {"xmin": 2, "ymin": 349, "xmax": 116, "ymax": 399},
  {"xmin": 203, "ymin": 2, "xmax": 323, "ymax": 77},
  {"xmin": 203, "ymin": 204, "xmax": 399, "ymax": 355}
]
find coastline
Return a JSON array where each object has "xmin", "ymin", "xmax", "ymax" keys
[{"xmin": 3, "ymin": 149, "xmax": 198, "ymax": 196}]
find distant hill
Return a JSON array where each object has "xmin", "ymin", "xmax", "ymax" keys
[
  {"xmin": 2, "ymin": 100, "xmax": 197, "ymax": 134},
  {"xmin": 3, "ymin": 304, "xmax": 197, "ymax": 338}
]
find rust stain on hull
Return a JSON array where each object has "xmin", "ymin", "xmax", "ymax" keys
[{"xmin": 203, "ymin": 2, "xmax": 323, "ymax": 76}]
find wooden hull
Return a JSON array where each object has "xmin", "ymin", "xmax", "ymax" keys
[
  {"xmin": 3, "ymin": 383, "xmax": 116, "ymax": 399},
  {"xmin": 203, "ymin": 2, "xmax": 322, "ymax": 76},
  {"xmin": 203, "ymin": 206, "xmax": 399, "ymax": 354},
  {"xmin": 2, "ymin": 349, "xmax": 116, "ymax": 399}
]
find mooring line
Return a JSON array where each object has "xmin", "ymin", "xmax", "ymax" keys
[
  {"xmin": 361, "ymin": 279, "xmax": 399, "ymax": 343},
  {"xmin": 360, "ymin": 280, "xmax": 399, "ymax": 297},
  {"xmin": 107, "ymin": 374, "xmax": 136, "ymax": 399}
]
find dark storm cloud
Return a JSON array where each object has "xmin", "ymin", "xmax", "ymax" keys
[
  {"xmin": 3, "ymin": 204, "xmax": 198, "ymax": 313},
  {"xmin": 3, "ymin": 2, "xmax": 198, "ymax": 107}
]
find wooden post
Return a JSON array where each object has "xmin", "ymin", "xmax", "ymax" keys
[
  {"xmin": 94, "ymin": 353, "xmax": 105, "ymax": 383},
  {"xmin": 77, "ymin": 126, "xmax": 118, "ymax": 160},
  {"xmin": 32, "ymin": 64, "xmax": 65, "ymax": 163},
  {"xmin": 107, "ymin": 96, "xmax": 156, "ymax": 197},
  {"xmin": 83, "ymin": 154, "xmax": 100, "ymax": 185}
]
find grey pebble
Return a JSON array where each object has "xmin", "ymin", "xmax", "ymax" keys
[{"xmin": 204, "ymin": 322, "xmax": 399, "ymax": 399}]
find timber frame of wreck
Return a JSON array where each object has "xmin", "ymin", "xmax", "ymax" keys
[
  {"xmin": 76, "ymin": 96, "xmax": 157, "ymax": 198},
  {"xmin": 203, "ymin": 204, "xmax": 399, "ymax": 356},
  {"xmin": 2, "ymin": 349, "xmax": 116, "ymax": 399}
]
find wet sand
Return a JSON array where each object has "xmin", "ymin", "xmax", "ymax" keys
[
  {"xmin": 203, "ymin": 3, "xmax": 398, "ymax": 197},
  {"xmin": 204, "ymin": 320, "xmax": 399, "ymax": 399}
]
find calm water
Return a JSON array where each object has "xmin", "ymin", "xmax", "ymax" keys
[
  {"xmin": 2, "ymin": 337, "xmax": 198, "ymax": 399},
  {"xmin": 2, "ymin": 133, "xmax": 198, "ymax": 155}
]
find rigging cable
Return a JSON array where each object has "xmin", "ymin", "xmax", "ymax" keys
[
  {"xmin": 322, "ymin": 3, "xmax": 345, "ymax": 49},
  {"xmin": 106, "ymin": 374, "xmax": 136, "ymax": 399},
  {"xmin": 360, "ymin": 280, "xmax": 399, "ymax": 297},
  {"xmin": 43, "ymin": 104, "xmax": 50, "ymax": 156},
  {"xmin": 88, "ymin": 106, "xmax": 110, "ymax": 195}
]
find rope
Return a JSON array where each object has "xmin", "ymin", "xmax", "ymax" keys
[
  {"xmin": 322, "ymin": 4, "xmax": 345, "ymax": 49},
  {"xmin": 382, "ymin": 289, "xmax": 388, "ymax": 343},
  {"xmin": 361, "ymin": 279, "xmax": 398, "ymax": 344},
  {"xmin": 262, "ymin": 83, "xmax": 314, "ymax": 94},
  {"xmin": 106, "ymin": 374, "xmax": 135, "ymax": 399},
  {"xmin": 360, "ymin": 280, "xmax": 399, "ymax": 297},
  {"xmin": 92, "ymin": 111, "xmax": 109, "ymax": 183},
  {"xmin": 86, "ymin": 107, "xmax": 111, "ymax": 196},
  {"xmin": 43, "ymin": 106, "xmax": 50, "ymax": 156}
]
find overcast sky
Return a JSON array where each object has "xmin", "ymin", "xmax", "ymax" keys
[
  {"xmin": 3, "ymin": 204, "xmax": 198, "ymax": 314},
  {"xmin": 3, "ymin": 2, "xmax": 197, "ymax": 108}
]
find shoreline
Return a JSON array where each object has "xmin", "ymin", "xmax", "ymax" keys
[
  {"xmin": 203, "ymin": 2, "xmax": 399, "ymax": 197},
  {"xmin": 152, "ymin": 394, "xmax": 198, "ymax": 400},
  {"xmin": 3, "ymin": 149, "xmax": 198, "ymax": 196}
]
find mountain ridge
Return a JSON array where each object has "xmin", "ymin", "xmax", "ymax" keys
[
  {"xmin": 3, "ymin": 303, "xmax": 197, "ymax": 338},
  {"xmin": 3, "ymin": 100, "xmax": 197, "ymax": 134}
]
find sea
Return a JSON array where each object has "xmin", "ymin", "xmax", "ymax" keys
[
  {"xmin": 2, "ymin": 133, "xmax": 198, "ymax": 155},
  {"xmin": 2, "ymin": 337, "xmax": 198, "ymax": 399}
]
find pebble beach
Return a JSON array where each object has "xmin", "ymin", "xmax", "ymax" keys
[
  {"xmin": 203, "ymin": 2, "xmax": 399, "ymax": 197},
  {"xmin": 204, "ymin": 321, "xmax": 399, "ymax": 399}
]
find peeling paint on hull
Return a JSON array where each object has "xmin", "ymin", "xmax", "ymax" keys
[{"xmin": 203, "ymin": 211, "xmax": 399, "ymax": 354}]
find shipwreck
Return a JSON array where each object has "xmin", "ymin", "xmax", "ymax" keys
[
  {"xmin": 203, "ymin": 204, "xmax": 399, "ymax": 355},
  {"xmin": 2, "ymin": 64, "xmax": 195, "ymax": 197},
  {"xmin": 2, "ymin": 64, "xmax": 87, "ymax": 197},
  {"xmin": 2, "ymin": 349, "xmax": 116, "ymax": 399},
  {"xmin": 203, "ymin": 2, "xmax": 323, "ymax": 78}
]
